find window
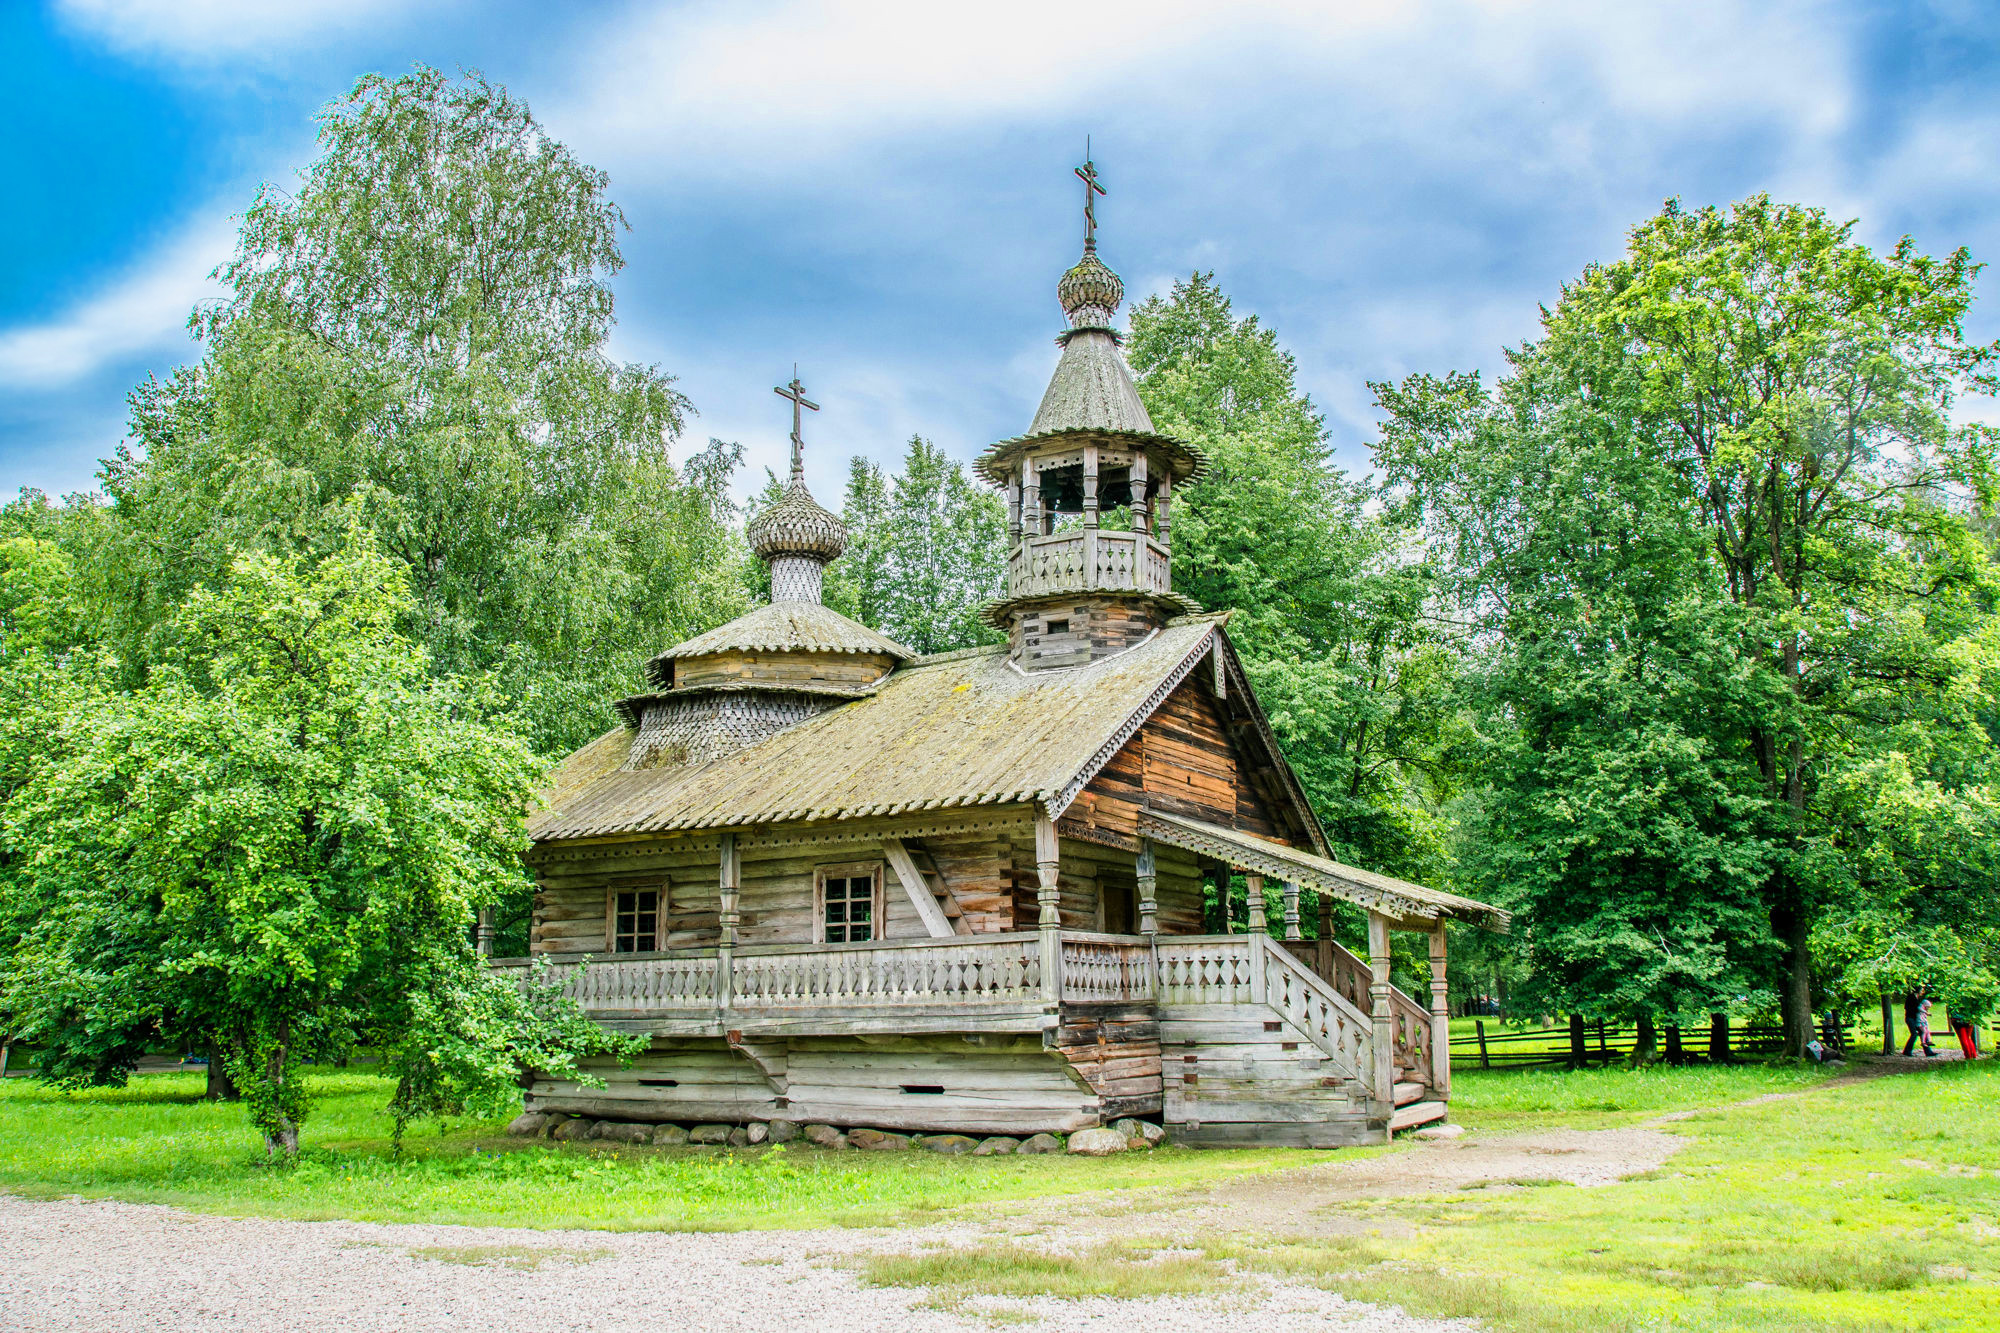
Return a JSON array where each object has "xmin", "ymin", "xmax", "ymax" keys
[
  {"xmin": 1044, "ymin": 618, "xmax": 1070, "ymax": 636},
  {"xmin": 613, "ymin": 889, "xmax": 659, "ymax": 952},
  {"xmin": 817, "ymin": 863, "xmax": 882, "ymax": 943}
]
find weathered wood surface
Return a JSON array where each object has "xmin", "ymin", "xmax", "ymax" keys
[
  {"xmin": 1071, "ymin": 676, "xmax": 1284, "ymax": 845},
  {"xmin": 1005, "ymin": 529, "xmax": 1173, "ymax": 602},
  {"xmin": 672, "ymin": 649, "xmax": 897, "ymax": 692},
  {"xmin": 1283, "ymin": 936, "xmax": 1435, "ymax": 1091}
]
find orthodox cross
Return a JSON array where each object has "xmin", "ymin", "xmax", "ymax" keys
[
  {"xmin": 1074, "ymin": 148, "xmax": 1106, "ymax": 250},
  {"xmin": 773, "ymin": 370, "xmax": 819, "ymax": 482}
]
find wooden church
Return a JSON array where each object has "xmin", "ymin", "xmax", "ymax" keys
[{"xmin": 502, "ymin": 167, "xmax": 1505, "ymax": 1147}]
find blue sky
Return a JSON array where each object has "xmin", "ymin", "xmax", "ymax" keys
[{"xmin": 5, "ymin": 0, "xmax": 1998, "ymax": 504}]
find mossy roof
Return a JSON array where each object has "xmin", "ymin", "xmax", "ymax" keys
[
  {"xmin": 537, "ymin": 616, "xmax": 1232, "ymax": 840},
  {"xmin": 646, "ymin": 601, "xmax": 914, "ymax": 684}
]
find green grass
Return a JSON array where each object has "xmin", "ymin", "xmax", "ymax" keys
[
  {"xmin": 1448, "ymin": 1059, "xmax": 1835, "ymax": 1128},
  {"xmin": 863, "ymin": 1241, "xmax": 1231, "ymax": 1302},
  {"xmin": 1215, "ymin": 1060, "xmax": 2000, "ymax": 1332},
  {"xmin": 0, "ymin": 1069, "xmax": 1315, "ymax": 1230}
]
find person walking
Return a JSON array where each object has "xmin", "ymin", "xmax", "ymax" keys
[{"xmin": 1903, "ymin": 985, "xmax": 1938, "ymax": 1058}]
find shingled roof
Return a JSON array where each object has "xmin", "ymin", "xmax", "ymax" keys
[
  {"xmin": 645, "ymin": 601, "xmax": 914, "ymax": 684},
  {"xmin": 538, "ymin": 616, "xmax": 1246, "ymax": 841}
]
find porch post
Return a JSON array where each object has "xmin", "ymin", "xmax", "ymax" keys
[
  {"xmin": 1245, "ymin": 873, "xmax": 1267, "ymax": 935},
  {"xmin": 1281, "ymin": 881, "xmax": 1301, "ymax": 941},
  {"xmin": 1155, "ymin": 471, "xmax": 1172, "ymax": 549},
  {"xmin": 1135, "ymin": 839, "xmax": 1158, "ymax": 938},
  {"xmin": 1429, "ymin": 921, "xmax": 1451, "ymax": 1099},
  {"xmin": 716, "ymin": 832, "xmax": 739, "ymax": 1012},
  {"xmin": 1035, "ymin": 812, "xmax": 1062, "ymax": 1003},
  {"xmin": 1007, "ymin": 476, "xmax": 1022, "ymax": 548},
  {"xmin": 1022, "ymin": 458, "xmax": 1041, "ymax": 541},
  {"xmin": 1317, "ymin": 891, "xmax": 1334, "ymax": 977},
  {"xmin": 1367, "ymin": 910, "xmax": 1395, "ymax": 1118},
  {"xmin": 475, "ymin": 906, "xmax": 495, "ymax": 957}
]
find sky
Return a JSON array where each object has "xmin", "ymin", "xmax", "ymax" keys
[{"xmin": 4, "ymin": 0, "xmax": 1999, "ymax": 505}]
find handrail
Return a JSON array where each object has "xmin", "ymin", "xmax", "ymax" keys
[
  {"xmin": 1286, "ymin": 937, "xmax": 1435, "ymax": 1088},
  {"xmin": 1255, "ymin": 933, "xmax": 1369, "ymax": 1083}
]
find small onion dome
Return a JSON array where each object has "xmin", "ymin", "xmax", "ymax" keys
[
  {"xmin": 747, "ymin": 478, "xmax": 847, "ymax": 561},
  {"xmin": 1058, "ymin": 246, "xmax": 1124, "ymax": 327}
]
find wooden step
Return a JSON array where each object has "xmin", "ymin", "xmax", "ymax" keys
[
  {"xmin": 1393, "ymin": 1081, "xmax": 1426, "ymax": 1106},
  {"xmin": 1389, "ymin": 1101, "xmax": 1448, "ymax": 1133}
]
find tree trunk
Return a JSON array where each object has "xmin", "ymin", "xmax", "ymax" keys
[
  {"xmin": 1709, "ymin": 1012, "xmax": 1733, "ymax": 1063},
  {"xmin": 1632, "ymin": 1013, "xmax": 1658, "ymax": 1065},
  {"xmin": 1664, "ymin": 1023, "xmax": 1684, "ymax": 1065},
  {"xmin": 205, "ymin": 1047, "xmax": 240, "ymax": 1102},
  {"xmin": 1880, "ymin": 994, "xmax": 1894, "ymax": 1056},
  {"xmin": 1780, "ymin": 904, "xmax": 1814, "ymax": 1057}
]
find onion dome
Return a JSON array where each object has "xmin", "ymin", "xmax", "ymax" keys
[
  {"xmin": 1058, "ymin": 245, "xmax": 1124, "ymax": 328},
  {"xmin": 747, "ymin": 478, "xmax": 847, "ymax": 562}
]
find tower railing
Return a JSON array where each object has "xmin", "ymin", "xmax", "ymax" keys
[{"xmin": 1006, "ymin": 529, "xmax": 1172, "ymax": 601}]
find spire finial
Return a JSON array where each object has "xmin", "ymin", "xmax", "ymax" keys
[
  {"xmin": 1074, "ymin": 140, "xmax": 1105, "ymax": 253},
  {"xmin": 773, "ymin": 368, "xmax": 819, "ymax": 483}
]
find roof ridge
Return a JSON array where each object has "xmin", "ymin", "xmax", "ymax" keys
[{"xmin": 908, "ymin": 642, "xmax": 1010, "ymax": 667}]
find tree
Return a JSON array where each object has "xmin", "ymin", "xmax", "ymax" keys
[
  {"xmin": 1379, "ymin": 197, "xmax": 2000, "ymax": 1052},
  {"xmin": 0, "ymin": 527, "xmax": 633, "ymax": 1152},
  {"xmin": 1129, "ymin": 274, "xmax": 1465, "ymax": 886},
  {"xmin": 96, "ymin": 67, "xmax": 746, "ymax": 758},
  {"xmin": 823, "ymin": 437, "xmax": 1004, "ymax": 654}
]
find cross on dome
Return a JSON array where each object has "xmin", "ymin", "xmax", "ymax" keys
[{"xmin": 773, "ymin": 371, "xmax": 820, "ymax": 483}]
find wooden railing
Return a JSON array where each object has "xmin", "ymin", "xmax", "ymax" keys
[
  {"xmin": 1259, "ymin": 935, "xmax": 1371, "ymax": 1080},
  {"xmin": 1284, "ymin": 937, "xmax": 1437, "ymax": 1089},
  {"xmin": 1006, "ymin": 529, "xmax": 1173, "ymax": 600},
  {"xmin": 1058, "ymin": 933, "xmax": 1153, "ymax": 1002},
  {"xmin": 732, "ymin": 935, "xmax": 1042, "ymax": 1007},
  {"xmin": 1155, "ymin": 936, "xmax": 1256, "ymax": 1005}
]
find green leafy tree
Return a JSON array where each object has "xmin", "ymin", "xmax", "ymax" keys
[
  {"xmin": 825, "ymin": 437, "xmax": 1004, "ymax": 654},
  {"xmin": 97, "ymin": 66, "xmax": 746, "ymax": 758},
  {"xmin": 0, "ymin": 528, "xmax": 634, "ymax": 1152},
  {"xmin": 1379, "ymin": 197, "xmax": 2000, "ymax": 1052},
  {"xmin": 1129, "ymin": 274, "xmax": 1465, "ymax": 887}
]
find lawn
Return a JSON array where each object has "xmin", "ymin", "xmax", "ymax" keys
[
  {"xmin": 1235, "ymin": 1058, "xmax": 2000, "ymax": 1332},
  {"xmin": 0, "ymin": 1069, "xmax": 1321, "ymax": 1231},
  {"xmin": 5, "ymin": 1057, "xmax": 1996, "ymax": 1331}
]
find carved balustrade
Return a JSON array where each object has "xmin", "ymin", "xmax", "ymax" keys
[{"xmin": 1004, "ymin": 529, "xmax": 1172, "ymax": 601}]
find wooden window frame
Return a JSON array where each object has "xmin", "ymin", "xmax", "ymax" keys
[
  {"xmin": 605, "ymin": 880, "xmax": 666, "ymax": 953},
  {"xmin": 814, "ymin": 861, "xmax": 886, "ymax": 944}
]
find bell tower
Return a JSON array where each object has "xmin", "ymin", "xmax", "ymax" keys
[{"xmin": 976, "ymin": 155, "xmax": 1207, "ymax": 670}]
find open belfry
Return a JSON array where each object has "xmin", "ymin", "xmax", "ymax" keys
[{"xmin": 510, "ymin": 159, "xmax": 1506, "ymax": 1147}]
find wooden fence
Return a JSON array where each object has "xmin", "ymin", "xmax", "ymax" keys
[{"xmin": 1452, "ymin": 1015, "xmax": 1855, "ymax": 1069}]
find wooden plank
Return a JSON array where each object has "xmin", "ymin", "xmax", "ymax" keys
[{"xmin": 1390, "ymin": 1100, "xmax": 1448, "ymax": 1132}]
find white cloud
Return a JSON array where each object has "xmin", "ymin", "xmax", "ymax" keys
[
  {"xmin": 54, "ymin": 0, "xmax": 438, "ymax": 60},
  {"xmin": 552, "ymin": 0, "xmax": 1850, "ymax": 177},
  {"xmin": 0, "ymin": 218, "xmax": 233, "ymax": 389}
]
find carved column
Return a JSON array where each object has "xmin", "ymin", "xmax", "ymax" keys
[
  {"xmin": 1007, "ymin": 476, "xmax": 1022, "ymax": 548},
  {"xmin": 717, "ymin": 832, "xmax": 740, "ymax": 1011},
  {"xmin": 1281, "ymin": 881, "xmax": 1300, "ymax": 941},
  {"xmin": 1246, "ymin": 873, "xmax": 1267, "ymax": 935},
  {"xmin": 1429, "ymin": 922, "xmax": 1451, "ymax": 1100},
  {"xmin": 1367, "ymin": 910, "xmax": 1395, "ymax": 1123},
  {"xmin": 1156, "ymin": 471, "xmax": 1172, "ymax": 549},
  {"xmin": 475, "ymin": 906, "xmax": 496, "ymax": 957},
  {"xmin": 1131, "ymin": 451, "xmax": 1151, "ymax": 539},
  {"xmin": 1135, "ymin": 839, "xmax": 1158, "ymax": 938},
  {"xmin": 1317, "ymin": 891, "xmax": 1335, "ymax": 980},
  {"xmin": 1021, "ymin": 458, "xmax": 1041, "ymax": 544},
  {"xmin": 1035, "ymin": 812, "xmax": 1062, "ymax": 1003},
  {"xmin": 1082, "ymin": 444, "xmax": 1099, "ymax": 587}
]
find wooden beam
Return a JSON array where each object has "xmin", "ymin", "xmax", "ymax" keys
[
  {"xmin": 1429, "ymin": 922, "xmax": 1451, "ymax": 1099},
  {"xmin": 882, "ymin": 837, "xmax": 954, "ymax": 940},
  {"xmin": 1367, "ymin": 910, "xmax": 1394, "ymax": 1122}
]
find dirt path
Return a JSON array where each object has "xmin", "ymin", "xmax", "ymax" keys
[{"xmin": 0, "ymin": 1193, "xmax": 1477, "ymax": 1333}]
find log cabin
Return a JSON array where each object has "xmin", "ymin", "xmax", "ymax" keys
[{"xmin": 496, "ymin": 182, "xmax": 1506, "ymax": 1147}]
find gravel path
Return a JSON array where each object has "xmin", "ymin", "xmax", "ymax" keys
[{"xmin": 1, "ymin": 1193, "xmax": 1478, "ymax": 1333}]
